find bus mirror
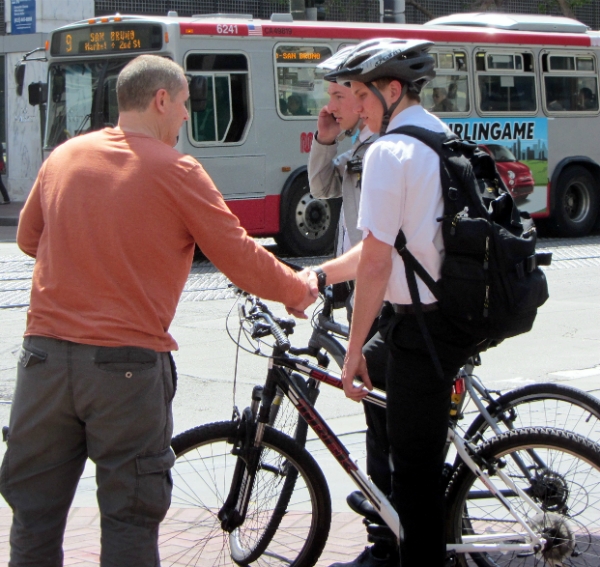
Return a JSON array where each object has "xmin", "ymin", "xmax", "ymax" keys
[
  {"xmin": 189, "ymin": 76, "xmax": 208, "ymax": 113},
  {"xmin": 14, "ymin": 61, "xmax": 26, "ymax": 96},
  {"xmin": 28, "ymin": 82, "xmax": 48, "ymax": 107}
]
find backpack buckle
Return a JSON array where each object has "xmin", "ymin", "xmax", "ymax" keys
[{"xmin": 394, "ymin": 230, "xmax": 407, "ymax": 252}]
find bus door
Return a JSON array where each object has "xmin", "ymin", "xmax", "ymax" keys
[{"xmin": 183, "ymin": 51, "xmax": 269, "ymax": 230}]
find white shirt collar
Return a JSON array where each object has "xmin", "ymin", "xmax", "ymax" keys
[{"xmin": 386, "ymin": 104, "xmax": 427, "ymax": 132}]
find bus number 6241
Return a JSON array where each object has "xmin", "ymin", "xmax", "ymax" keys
[{"xmin": 216, "ymin": 24, "xmax": 238, "ymax": 34}]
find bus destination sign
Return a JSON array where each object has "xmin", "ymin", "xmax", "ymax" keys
[
  {"xmin": 51, "ymin": 24, "xmax": 163, "ymax": 56},
  {"xmin": 275, "ymin": 46, "xmax": 331, "ymax": 64}
]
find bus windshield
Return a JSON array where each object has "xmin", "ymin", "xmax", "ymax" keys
[{"xmin": 45, "ymin": 58, "xmax": 130, "ymax": 149}]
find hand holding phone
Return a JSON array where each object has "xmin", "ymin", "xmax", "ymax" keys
[{"xmin": 316, "ymin": 105, "xmax": 341, "ymax": 145}]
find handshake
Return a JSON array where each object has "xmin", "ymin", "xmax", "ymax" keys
[{"xmin": 285, "ymin": 267, "xmax": 323, "ymax": 319}]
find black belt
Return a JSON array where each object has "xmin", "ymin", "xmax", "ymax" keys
[{"xmin": 391, "ymin": 302, "xmax": 439, "ymax": 315}]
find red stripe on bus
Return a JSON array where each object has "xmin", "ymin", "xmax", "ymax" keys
[
  {"xmin": 180, "ymin": 22, "xmax": 592, "ymax": 47},
  {"xmin": 226, "ymin": 194, "xmax": 281, "ymax": 236}
]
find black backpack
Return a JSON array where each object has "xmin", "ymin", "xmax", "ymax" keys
[{"xmin": 385, "ymin": 126, "xmax": 552, "ymax": 375}]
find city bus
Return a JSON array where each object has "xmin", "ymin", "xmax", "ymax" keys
[{"xmin": 41, "ymin": 11, "xmax": 600, "ymax": 255}]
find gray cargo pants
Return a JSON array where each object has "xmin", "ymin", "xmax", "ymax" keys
[{"xmin": 0, "ymin": 336, "xmax": 176, "ymax": 567}]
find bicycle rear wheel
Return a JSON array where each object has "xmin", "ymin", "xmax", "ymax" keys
[
  {"xmin": 160, "ymin": 421, "xmax": 331, "ymax": 567},
  {"xmin": 446, "ymin": 427, "xmax": 600, "ymax": 567},
  {"xmin": 464, "ymin": 382, "xmax": 600, "ymax": 443}
]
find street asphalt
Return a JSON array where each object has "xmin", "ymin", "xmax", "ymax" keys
[{"xmin": 0, "ymin": 207, "xmax": 599, "ymax": 564}]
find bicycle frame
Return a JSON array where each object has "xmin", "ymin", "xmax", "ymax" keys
[{"xmin": 241, "ymin": 350, "xmax": 547, "ymax": 555}]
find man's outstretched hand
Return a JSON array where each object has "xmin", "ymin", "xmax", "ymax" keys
[{"xmin": 286, "ymin": 268, "xmax": 319, "ymax": 319}]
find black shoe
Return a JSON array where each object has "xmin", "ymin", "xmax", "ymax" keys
[
  {"xmin": 328, "ymin": 546, "xmax": 398, "ymax": 567},
  {"xmin": 0, "ymin": 200, "xmax": 9, "ymax": 205},
  {"xmin": 347, "ymin": 491, "xmax": 384, "ymax": 525}
]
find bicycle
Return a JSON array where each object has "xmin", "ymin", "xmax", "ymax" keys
[{"xmin": 158, "ymin": 291, "xmax": 600, "ymax": 567}]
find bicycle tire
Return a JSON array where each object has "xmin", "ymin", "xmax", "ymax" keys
[
  {"xmin": 160, "ymin": 420, "xmax": 331, "ymax": 567},
  {"xmin": 464, "ymin": 382, "xmax": 600, "ymax": 443},
  {"xmin": 446, "ymin": 426, "xmax": 600, "ymax": 567}
]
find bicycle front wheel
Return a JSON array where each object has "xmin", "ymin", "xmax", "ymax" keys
[
  {"xmin": 159, "ymin": 421, "xmax": 331, "ymax": 567},
  {"xmin": 465, "ymin": 382, "xmax": 600, "ymax": 443},
  {"xmin": 446, "ymin": 427, "xmax": 600, "ymax": 567}
]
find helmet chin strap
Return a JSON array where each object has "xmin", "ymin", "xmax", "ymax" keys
[{"xmin": 366, "ymin": 82, "xmax": 407, "ymax": 136}]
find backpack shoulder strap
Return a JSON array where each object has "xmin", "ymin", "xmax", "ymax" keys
[
  {"xmin": 383, "ymin": 125, "xmax": 449, "ymax": 298},
  {"xmin": 385, "ymin": 125, "xmax": 455, "ymax": 157}
]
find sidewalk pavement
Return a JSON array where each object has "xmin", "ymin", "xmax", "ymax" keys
[{"xmin": 0, "ymin": 509, "xmax": 366, "ymax": 566}]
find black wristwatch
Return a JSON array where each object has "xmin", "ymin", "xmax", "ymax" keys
[{"xmin": 313, "ymin": 267, "xmax": 327, "ymax": 294}]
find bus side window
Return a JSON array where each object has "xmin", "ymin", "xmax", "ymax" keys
[
  {"xmin": 542, "ymin": 53, "xmax": 599, "ymax": 113},
  {"xmin": 476, "ymin": 51, "xmax": 536, "ymax": 114}
]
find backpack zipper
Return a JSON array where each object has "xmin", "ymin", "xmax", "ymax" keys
[
  {"xmin": 450, "ymin": 207, "xmax": 469, "ymax": 236},
  {"xmin": 483, "ymin": 236, "xmax": 490, "ymax": 317},
  {"xmin": 483, "ymin": 235, "xmax": 490, "ymax": 270}
]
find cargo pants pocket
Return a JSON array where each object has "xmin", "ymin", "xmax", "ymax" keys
[
  {"xmin": 94, "ymin": 346, "xmax": 157, "ymax": 374},
  {"xmin": 18, "ymin": 343, "xmax": 48, "ymax": 369},
  {"xmin": 134, "ymin": 447, "xmax": 175, "ymax": 522}
]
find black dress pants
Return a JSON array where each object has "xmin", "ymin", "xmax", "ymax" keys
[{"xmin": 362, "ymin": 304, "xmax": 479, "ymax": 567}]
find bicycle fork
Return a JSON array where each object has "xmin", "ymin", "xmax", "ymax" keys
[
  {"xmin": 218, "ymin": 363, "xmax": 288, "ymax": 532},
  {"xmin": 217, "ymin": 381, "xmax": 270, "ymax": 532}
]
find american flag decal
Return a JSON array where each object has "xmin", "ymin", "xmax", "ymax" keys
[{"xmin": 248, "ymin": 24, "xmax": 263, "ymax": 36}]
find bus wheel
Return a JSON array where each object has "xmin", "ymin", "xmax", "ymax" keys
[
  {"xmin": 276, "ymin": 174, "xmax": 340, "ymax": 257},
  {"xmin": 550, "ymin": 165, "xmax": 599, "ymax": 237}
]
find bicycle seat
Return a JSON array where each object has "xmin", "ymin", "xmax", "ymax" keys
[{"xmin": 347, "ymin": 490, "xmax": 384, "ymax": 525}]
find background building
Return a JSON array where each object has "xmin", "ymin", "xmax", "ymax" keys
[{"xmin": 0, "ymin": 0, "xmax": 93, "ymax": 201}]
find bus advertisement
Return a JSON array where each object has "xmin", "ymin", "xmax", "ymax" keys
[{"xmin": 40, "ymin": 11, "xmax": 600, "ymax": 255}]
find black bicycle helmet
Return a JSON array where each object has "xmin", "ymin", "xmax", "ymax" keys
[{"xmin": 325, "ymin": 38, "xmax": 435, "ymax": 94}]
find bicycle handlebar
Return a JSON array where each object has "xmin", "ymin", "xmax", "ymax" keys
[
  {"xmin": 257, "ymin": 310, "xmax": 292, "ymax": 352},
  {"xmin": 231, "ymin": 288, "xmax": 294, "ymax": 352}
]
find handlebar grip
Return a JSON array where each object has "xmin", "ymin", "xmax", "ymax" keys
[
  {"xmin": 270, "ymin": 321, "xmax": 291, "ymax": 352},
  {"xmin": 260, "ymin": 311, "xmax": 291, "ymax": 351}
]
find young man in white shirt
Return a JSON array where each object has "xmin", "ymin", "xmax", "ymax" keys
[
  {"xmin": 310, "ymin": 52, "xmax": 396, "ymax": 566},
  {"xmin": 314, "ymin": 39, "xmax": 480, "ymax": 567}
]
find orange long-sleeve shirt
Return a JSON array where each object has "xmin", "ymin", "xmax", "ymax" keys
[{"xmin": 18, "ymin": 128, "xmax": 306, "ymax": 351}]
